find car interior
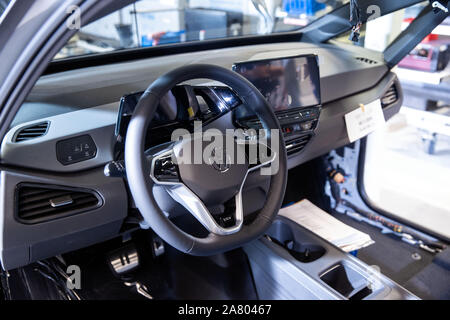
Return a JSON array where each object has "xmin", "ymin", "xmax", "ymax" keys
[{"xmin": 0, "ymin": 0, "xmax": 449, "ymax": 301}]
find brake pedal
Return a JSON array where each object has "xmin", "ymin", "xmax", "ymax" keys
[{"xmin": 125, "ymin": 281, "xmax": 153, "ymax": 300}]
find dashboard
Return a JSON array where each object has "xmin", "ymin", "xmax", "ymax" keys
[
  {"xmin": 113, "ymin": 54, "xmax": 322, "ymax": 157},
  {"xmin": 0, "ymin": 41, "xmax": 403, "ymax": 270}
]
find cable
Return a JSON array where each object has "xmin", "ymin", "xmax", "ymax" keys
[
  {"xmin": 341, "ymin": 199, "xmax": 447, "ymax": 253},
  {"xmin": 349, "ymin": 0, "xmax": 361, "ymax": 25},
  {"xmin": 33, "ymin": 267, "xmax": 71, "ymax": 300},
  {"xmin": 349, "ymin": 0, "xmax": 362, "ymax": 42},
  {"xmin": 324, "ymin": 157, "xmax": 446, "ymax": 253},
  {"xmin": 49, "ymin": 260, "xmax": 82, "ymax": 300},
  {"xmin": 35, "ymin": 260, "xmax": 82, "ymax": 300}
]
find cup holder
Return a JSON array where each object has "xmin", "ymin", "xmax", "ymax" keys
[
  {"xmin": 319, "ymin": 262, "xmax": 376, "ymax": 300},
  {"xmin": 266, "ymin": 218, "xmax": 326, "ymax": 263}
]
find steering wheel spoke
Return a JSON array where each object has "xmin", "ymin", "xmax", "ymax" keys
[
  {"xmin": 163, "ymin": 183, "xmax": 244, "ymax": 236},
  {"xmin": 236, "ymin": 137, "xmax": 277, "ymax": 173},
  {"xmin": 148, "ymin": 147, "xmax": 181, "ymax": 185},
  {"xmin": 148, "ymin": 140, "xmax": 246, "ymax": 235}
]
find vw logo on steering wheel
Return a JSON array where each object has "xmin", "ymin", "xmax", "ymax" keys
[{"xmin": 210, "ymin": 147, "xmax": 231, "ymax": 173}]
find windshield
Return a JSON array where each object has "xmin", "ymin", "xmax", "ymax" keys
[{"xmin": 55, "ymin": 0, "xmax": 348, "ymax": 60}]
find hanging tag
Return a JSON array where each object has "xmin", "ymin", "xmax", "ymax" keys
[
  {"xmin": 348, "ymin": 24, "xmax": 362, "ymax": 43},
  {"xmin": 345, "ymin": 100, "xmax": 385, "ymax": 143}
]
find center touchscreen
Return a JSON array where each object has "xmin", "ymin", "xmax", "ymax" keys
[{"xmin": 233, "ymin": 54, "xmax": 321, "ymax": 113}]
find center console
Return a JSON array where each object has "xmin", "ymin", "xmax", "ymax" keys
[{"xmin": 244, "ymin": 216, "xmax": 419, "ymax": 300}]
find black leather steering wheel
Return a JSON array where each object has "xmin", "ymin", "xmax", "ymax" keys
[{"xmin": 125, "ymin": 64, "xmax": 287, "ymax": 256}]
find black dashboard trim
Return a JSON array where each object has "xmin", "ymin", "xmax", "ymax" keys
[{"xmin": 44, "ymin": 32, "xmax": 304, "ymax": 76}]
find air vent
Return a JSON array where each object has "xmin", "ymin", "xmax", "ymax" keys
[
  {"xmin": 381, "ymin": 84, "xmax": 398, "ymax": 108},
  {"xmin": 355, "ymin": 57, "xmax": 378, "ymax": 65},
  {"xmin": 14, "ymin": 122, "xmax": 49, "ymax": 142},
  {"xmin": 286, "ymin": 135, "xmax": 312, "ymax": 156},
  {"xmin": 16, "ymin": 184, "xmax": 102, "ymax": 223},
  {"xmin": 279, "ymin": 109, "xmax": 304, "ymax": 118},
  {"xmin": 241, "ymin": 118, "xmax": 262, "ymax": 129}
]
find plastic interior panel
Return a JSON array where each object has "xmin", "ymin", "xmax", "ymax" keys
[
  {"xmin": 244, "ymin": 216, "xmax": 419, "ymax": 300},
  {"xmin": 1, "ymin": 102, "xmax": 119, "ymax": 172},
  {"xmin": 0, "ymin": 167, "xmax": 128, "ymax": 270}
]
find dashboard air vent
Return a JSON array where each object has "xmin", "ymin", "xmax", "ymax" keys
[
  {"xmin": 286, "ymin": 135, "xmax": 312, "ymax": 156},
  {"xmin": 16, "ymin": 184, "xmax": 102, "ymax": 223},
  {"xmin": 381, "ymin": 84, "xmax": 398, "ymax": 108},
  {"xmin": 14, "ymin": 122, "xmax": 49, "ymax": 142},
  {"xmin": 242, "ymin": 118, "xmax": 262, "ymax": 129},
  {"xmin": 355, "ymin": 57, "xmax": 378, "ymax": 65}
]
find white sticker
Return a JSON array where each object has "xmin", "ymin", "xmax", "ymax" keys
[{"xmin": 345, "ymin": 100, "xmax": 386, "ymax": 143}]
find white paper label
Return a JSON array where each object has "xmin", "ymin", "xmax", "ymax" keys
[{"xmin": 345, "ymin": 100, "xmax": 386, "ymax": 143}]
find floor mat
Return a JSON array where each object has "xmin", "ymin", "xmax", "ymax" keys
[
  {"xmin": 166, "ymin": 246, "xmax": 258, "ymax": 300},
  {"xmin": 404, "ymin": 248, "xmax": 450, "ymax": 300},
  {"xmin": 63, "ymin": 235, "xmax": 175, "ymax": 300},
  {"xmin": 61, "ymin": 230, "xmax": 257, "ymax": 300},
  {"xmin": 331, "ymin": 212, "xmax": 450, "ymax": 299}
]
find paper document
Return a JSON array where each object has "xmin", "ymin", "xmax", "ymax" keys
[
  {"xmin": 279, "ymin": 200, "xmax": 374, "ymax": 252},
  {"xmin": 345, "ymin": 100, "xmax": 385, "ymax": 143}
]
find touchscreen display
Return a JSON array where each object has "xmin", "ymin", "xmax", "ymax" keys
[{"xmin": 233, "ymin": 55, "xmax": 321, "ymax": 113}]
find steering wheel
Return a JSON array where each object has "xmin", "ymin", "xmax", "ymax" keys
[{"xmin": 125, "ymin": 64, "xmax": 287, "ymax": 256}]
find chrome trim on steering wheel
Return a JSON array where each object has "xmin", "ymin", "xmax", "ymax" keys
[{"xmin": 149, "ymin": 144, "xmax": 276, "ymax": 236}]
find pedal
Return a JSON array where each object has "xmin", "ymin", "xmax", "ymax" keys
[
  {"xmin": 151, "ymin": 235, "xmax": 165, "ymax": 257},
  {"xmin": 125, "ymin": 281, "xmax": 153, "ymax": 300},
  {"xmin": 108, "ymin": 244, "xmax": 140, "ymax": 276}
]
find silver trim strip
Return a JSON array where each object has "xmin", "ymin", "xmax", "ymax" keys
[{"xmin": 149, "ymin": 144, "xmax": 276, "ymax": 236}]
